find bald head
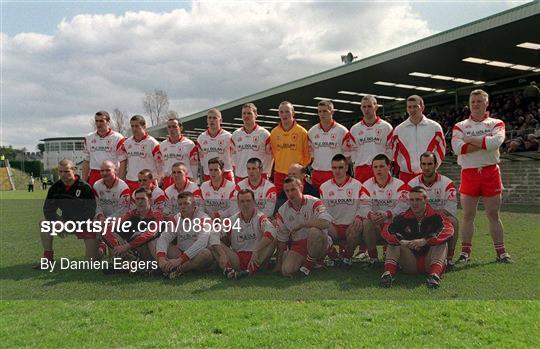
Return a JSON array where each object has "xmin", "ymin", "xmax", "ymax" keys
[
  {"xmin": 287, "ymin": 163, "xmax": 306, "ymax": 181},
  {"xmin": 100, "ymin": 160, "xmax": 117, "ymax": 180}
]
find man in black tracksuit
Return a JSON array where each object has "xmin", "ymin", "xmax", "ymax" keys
[{"xmin": 36, "ymin": 159, "xmax": 96, "ymax": 268}]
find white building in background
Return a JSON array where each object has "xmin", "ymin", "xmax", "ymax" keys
[{"xmin": 41, "ymin": 137, "xmax": 85, "ymax": 172}]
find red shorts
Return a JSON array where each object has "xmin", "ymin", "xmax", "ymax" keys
[
  {"xmin": 399, "ymin": 171, "xmax": 421, "ymax": 184},
  {"xmin": 88, "ymin": 170, "xmax": 102, "ymax": 187},
  {"xmin": 161, "ymin": 176, "xmax": 174, "ymax": 190},
  {"xmin": 76, "ymin": 231, "xmax": 97, "ymax": 240},
  {"xmin": 203, "ymin": 171, "xmax": 234, "ymax": 182},
  {"xmin": 273, "ymin": 172, "xmax": 287, "ymax": 194},
  {"xmin": 125, "ymin": 180, "xmax": 140, "ymax": 194},
  {"xmin": 460, "ymin": 164, "xmax": 503, "ymax": 197},
  {"xmin": 311, "ymin": 170, "xmax": 333, "ymax": 189},
  {"xmin": 331, "ymin": 223, "xmax": 348, "ymax": 241},
  {"xmin": 236, "ymin": 251, "xmax": 253, "ymax": 270},
  {"xmin": 289, "ymin": 239, "xmax": 308, "ymax": 257},
  {"xmin": 354, "ymin": 165, "xmax": 374, "ymax": 183}
]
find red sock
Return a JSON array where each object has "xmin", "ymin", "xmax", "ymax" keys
[
  {"xmin": 384, "ymin": 260, "xmax": 397, "ymax": 276},
  {"xmin": 43, "ymin": 250, "xmax": 54, "ymax": 260},
  {"xmin": 494, "ymin": 242, "xmax": 506, "ymax": 256},
  {"xmin": 430, "ymin": 262, "xmax": 444, "ymax": 277},
  {"xmin": 303, "ymin": 256, "xmax": 316, "ymax": 271},
  {"xmin": 461, "ymin": 242, "xmax": 472, "ymax": 256},
  {"xmin": 368, "ymin": 248, "xmax": 379, "ymax": 260},
  {"xmin": 359, "ymin": 244, "xmax": 367, "ymax": 253},
  {"xmin": 327, "ymin": 246, "xmax": 339, "ymax": 260}
]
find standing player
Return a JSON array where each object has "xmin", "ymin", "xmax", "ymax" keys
[
  {"xmin": 381, "ymin": 187, "xmax": 454, "ymax": 288},
  {"xmin": 361, "ymin": 154, "xmax": 410, "ymax": 264},
  {"xmin": 36, "ymin": 159, "xmax": 97, "ymax": 267},
  {"xmin": 275, "ymin": 177, "xmax": 333, "ymax": 277},
  {"xmin": 102, "ymin": 187, "xmax": 163, "ymax": 262},
  {"xmin": 163, "ymin": 162, "xmax": 201, "ymax": 218},
  {"xmin": 160, "ymin": 117, "xmax": 199, "ymax": 188},
  {"xmin": 231, "ymin": 103, "xmax": 273, "ymax": 183},
  {"xmin": 197, "ymin": 108, "xmax": 234, "ymax": 181},
  {"xmin": 221, "ymin": 189, "xmax": 277, "ymax": 279},
  {"xmin": 270, "ymin": 101, "xmax": 311, "ymax": 193},
  {"xmin": 235, "ymin": 157, "xmax": 277, "ymax": 217},
  {"xmin": 451, "ymin": 89, "xmax": 511, "ymax": 263},
  {"xmin": 393, "ymin": 95, "xmax": 446, "ymax": 183},
  {"xmin": 124, "ymin": 115, "xmax": 162, "ymax": 193},
  {"xmin": 200, "ymin": 157, "xmax": 237, "ymax": 219},
  {"xmin": 349, "ymin": 95, "xmax": 393, "ymax": 183},
  {"xmin": 320, "ymin": 154, "xmax": 364, "ymax": 267},
  {"xmin": 133, "ymin": 169, "xmax": 167, "ymax": 212},
  {"xmin": 82, "ymin": 111, "xmax": 127, "ymax": 186},
  {"xmin": 408, "ymin": 152, "xmax": 459, "ymax": 268},
  {"xmin": 308, "ymin": 100, "xmax": 351, "ymax": 189},
  {"xmin": 153, "ymin": 191, "xmax": 215, "ymax": 276}
]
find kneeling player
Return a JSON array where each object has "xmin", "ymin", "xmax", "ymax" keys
[
  {"xmin": 275, "ymin": 176, "xmax": 333, "ymax": 277},
  {"xmin": 152, "ymin": 191, "xmax": 214, "ymax": 277},
  {"xmin": 380, "ymin": 187, "xmax": 454, "ymax": 288},
  {"xmin": 320, "ymin": 154, "xmax": 363, "ymax": 267},
  {"xmin": 102, "ymin": 188, "xmax": 163, "ymax": 266},
  {"xmin": 221, "ymin": 189, "xmax": 277, "ymax": 279}
]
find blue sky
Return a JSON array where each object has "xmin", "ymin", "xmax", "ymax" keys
[{"xmin": 1, "ymin": 1, "xmax": 530, "ymax": 150}]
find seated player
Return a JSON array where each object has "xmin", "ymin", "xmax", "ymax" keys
[
  {"xmin": 360, "ymin": 154, "xmax": 410, "ymax": 265},
  {"xmin": 235, "ymin": 157, "xmax": 277, "ymax": 218},
  {"xmin": 320, "ymin": 154, "xmax": 364, "ymax": 267},
  {"xmin": 132, "ymin": 169, "xmax": 167, "ymax": 212},
  {"xmin": 152, "ymin": 191, "xmax": 214, "ymax": 277},
  {"xmin": 163, "ymin": 162, "xmax": 200, "ymax": 218},
  {"xmin": 200, "ymin": 157, "xmax": 238, "ymax": 219},
  {"xmin": 408, "ymin": 152, "xmax": 459, "ymax": 269},
  {"xmin": 102, "ymin": 187, "xmax": 163, "ymax": 264},
  {"xmin": 380, "ymin": 187, "xmax": 454, "ymax": 288},
  {"xmin": 93, "ymin": 160, "xmax": 131, "ymax": 256},
  {"xmin": 36, "ymin": 159, "xmax": 97, "ymax": 268},
  {"xmin": 221, "ymin": 189, "xmax": 277, "ymax": 279},
  {"xmin": 275, "ymin": 176, "xmax": 333, "ymax": 277},
  {"xmin": 275, "ymin": 163, "xmax": 319, "ymax": 213}
]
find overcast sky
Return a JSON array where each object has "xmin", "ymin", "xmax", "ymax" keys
[{"xmin": 1, "ymin": 1, "xmax": 528, "ymax": 150}]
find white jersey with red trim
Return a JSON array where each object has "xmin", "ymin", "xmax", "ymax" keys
[
  {"xmin": 319, "ymin": 176, "xmax": 363, "ymax": 225},
  {"xmin": 197, "ymin": 129, "xmax": 233, "ymax": 175},
  {"xmin": 124, "ymin": 134, "xmax": 162, "ymax": 181},
  {"xmin": 130, "ymin": 185, "xmax": 167, "ymax": 212},
  {"xmin": 228, "ymin": 210, "xmax": 276, "ymax": 252},
  {"xmin": 161, "ymin": 136, "xmax": 199, "ymax": 179},
  {"xmin": 360, "ymin": 176, "xmax": 410, "ymax": 219},
  {"xmin": 235, "ymin": 178, "xmax": 277, "ymax": 217},
  {"xmin": 200, "ymin": 178, "xmax": 237, "ymax": 218},
  {"xmin": 93, "ymin": 177, "xmax": 130, "ymax": 219},
  {"xmin": 393, "ymin": 116, "xmax": 445, "ymax": 174},
  {"xmin": 451, "ymin": 115, "xmax": 505, "ymax": 169},
  {"xmin": 348, "ymin": 117, "xmax": 393, "ymax": 167},
  {"xmin": 163, "ymin": 180, "xmax": 201, "ymax": 217},
  {"xmin": 83, "ymin": 129, "xmax": 126, "ymax": 169},
  {"xmin": 308, "ymin": 121, "xmax": 350, "ymax": 171},
  {"xmin": 275, "ymin": 195, "xmax": 333, "ymax": 242},
  {"xmin": 408, "ymin": 174, "xmax": 457, "ymax": 216},
  {"xmin": 156, "ymin": 209, "xmax": 211, "ymax": 260},
  {"xmin": 231, "ymin": 125, "xmax": 273, "ymax": 177}
]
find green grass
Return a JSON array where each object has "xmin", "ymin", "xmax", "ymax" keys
[{"xmin": 1, "ymin": 190, "xmax": 538, "ymax": 347}]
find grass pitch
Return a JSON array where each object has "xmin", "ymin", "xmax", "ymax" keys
[{"xmin": 1, "ymin": 190, "xmax": 538, "ymax": 347}]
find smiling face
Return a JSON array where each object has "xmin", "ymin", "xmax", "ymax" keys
[{"xmin": 469, "ymin": 93, "xmax": 488, "ymax": 118}]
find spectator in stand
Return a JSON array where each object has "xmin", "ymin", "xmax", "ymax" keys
[{"xmin": 524, "ymin": 134, "xmax": 539, "ymax": 152}]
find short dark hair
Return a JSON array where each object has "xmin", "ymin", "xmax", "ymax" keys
[
  {"xmin": 208, "ymin": 157, "xmax": 224, "ymax": 170},
  {"xmin": 420, "ymin": 151, "xmax": 438, "ymax": 166},
  {"xmin": 95, "ymin": 111, "xmax": 110, "ymax": 121},
  {"xmin": 283, "ymin": 176, "xmax": 302, "ymax": 187},
  {"xmin": 410, "ymin": 186, "xmax": 428, "ymax": 198},
  {"xmin": 130, "ymin": 115, "xmax": 146, "ymax": 127},
  {"xmin": 138, "ymin": 169, "xmax": 153, "ymax": 179},
  {"xmin": 372, "ymin": 154, "xmax": 391, "ymax": 165},
  {"xmin": 247, "ymin": 157, "xmax": 262, "ymax": 168},
  {"xmin": 177, "ymin": 191, "xmax": 194, "ymax": 200},
  {"xmin": 133, "ymin": 187, "xmax": 151, "ymax": 198},
  {"xmin": 237, "ymin": 189, "xmax": 255, "ymax": 200},
  {"xmin": 331, "ymin": 153, "xmax": 348, "ymax": 164}
]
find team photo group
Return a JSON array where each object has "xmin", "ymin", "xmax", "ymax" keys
[{"xmin": 37, "ymin": 88, "xmax": 511, "ymax": 289}]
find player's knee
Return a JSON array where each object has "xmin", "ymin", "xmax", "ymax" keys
[
  {"xmin": 307, "ymin": 227, "xmax": 324, "ymax": 242},
  {"xmin": 485, "ymin": 208, "xmax": 500, "ymax": 221}
]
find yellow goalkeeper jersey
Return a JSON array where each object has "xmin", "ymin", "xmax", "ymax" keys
[{"xmin": 270, "ymin": 121, "xmax": 311, "ymax": 174}]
